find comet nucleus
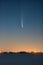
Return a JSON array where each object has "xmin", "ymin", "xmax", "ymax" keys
[{"xmin": 21, "ymin": 18, "xmax": 23, "ymax": 29}]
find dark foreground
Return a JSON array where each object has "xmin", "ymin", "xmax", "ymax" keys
[{"xmin": 0, "ymin": 52, "xmax": 43, "ymax": 65}]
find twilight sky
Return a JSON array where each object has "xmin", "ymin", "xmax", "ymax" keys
[{"xmin": 0, "ymin": 0, "xmax": 43, "ymax": 52}]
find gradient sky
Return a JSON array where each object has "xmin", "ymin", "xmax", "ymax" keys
[{"xmin": 0, "ymin": 0, "xmax": 43, "ymax": 52}]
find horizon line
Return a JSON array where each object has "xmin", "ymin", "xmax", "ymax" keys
[{"xmin": 0, "ymin": 51, "xmax": 43, "ymax": 54}]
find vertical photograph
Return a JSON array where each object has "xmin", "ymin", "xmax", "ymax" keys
[{"xmin": 0, "ymin": 0, "xmax": 43, "ymax": 65}]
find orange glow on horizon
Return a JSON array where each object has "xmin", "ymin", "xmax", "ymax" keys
[
  {"xmin": 0, "ymin": 48, "xmax": 43, "ymax": 53},
  {"xmin": 0, "ymin": 36, "xmax": 43, "ymax": 53}
]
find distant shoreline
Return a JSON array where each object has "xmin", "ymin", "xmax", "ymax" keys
[{"xmin": 0, "ymin": 51, "xmax": 43, "ymax": 54}]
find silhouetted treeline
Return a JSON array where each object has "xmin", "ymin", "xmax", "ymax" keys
[{"xmin": 0, "ymin": 52, "xmax": 43, "ymax": 65}]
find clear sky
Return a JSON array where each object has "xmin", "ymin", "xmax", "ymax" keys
[{"xmin": 0, "ymin": 0, "xmax": 43, "ymax": 52}]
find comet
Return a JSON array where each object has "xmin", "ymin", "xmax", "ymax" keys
[{"xmin": 21, "ymin": 18, "xmax": 23, "ymax": 29}]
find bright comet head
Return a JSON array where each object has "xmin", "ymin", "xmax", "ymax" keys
[{"xmin": 21, "ymin": 18, "xmax": 23, "ymax": 29}]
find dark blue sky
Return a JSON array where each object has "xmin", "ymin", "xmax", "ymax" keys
[{"xmin": 0, "ymin": 0, "xmax": 43, "ymax": 52}]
